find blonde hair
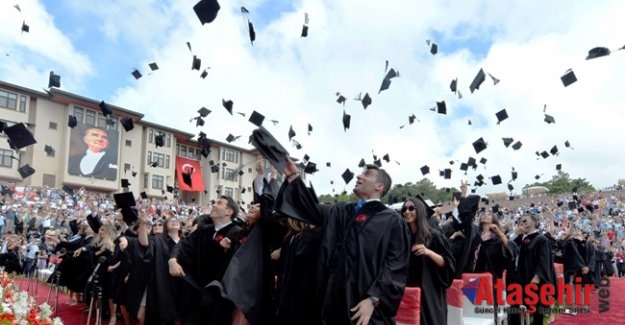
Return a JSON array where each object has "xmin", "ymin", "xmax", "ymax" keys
[{"xmin": 93, "ymin": 224, "xmax": 117, "ymax": 252}]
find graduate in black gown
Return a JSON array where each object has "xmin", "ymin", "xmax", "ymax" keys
[
  {"xmin": 508, "ymin": 214, "xmax": 556, "ymax": 325},
  {"xmin": 168, "ymin": 196, "xmax": 242, "ymax": 325},
  {"xmin": 448, "ymin": 195, "xmax": 482, "ymax": 278},
  {"xmin": 401, "ymin": 198, "xmax": 455, "ymax": 325},
  {"xmin": 276, "ymin": 159, "xmax": 411, "ymax": 325}
]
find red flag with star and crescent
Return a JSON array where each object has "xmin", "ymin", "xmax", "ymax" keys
[{"xmin": 175, "ymin": 156, "xmax": 205, "ymax": 192}]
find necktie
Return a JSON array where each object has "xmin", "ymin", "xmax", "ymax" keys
[{"xmin": 354, "ymin": 199, "xmax": 366, "ymax": 214}]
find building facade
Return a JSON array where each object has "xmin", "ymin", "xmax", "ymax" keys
[{"xmin": 0, "ymin": 80, "xmax": 266, "ymax": 207}]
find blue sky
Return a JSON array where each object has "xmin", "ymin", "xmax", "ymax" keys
[{"xmin": 2, "ymin": 0, "xmax": 625, "ymax": 195}]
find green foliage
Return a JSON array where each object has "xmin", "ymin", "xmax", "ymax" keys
[{"xmin": 524, "ymin": 171, "xmax": 595, "ymax": 194}]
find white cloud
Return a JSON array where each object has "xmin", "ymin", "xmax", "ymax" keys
[{"xmin": 3, "ymin": 0, "xmax": 625, "ymax": 198}]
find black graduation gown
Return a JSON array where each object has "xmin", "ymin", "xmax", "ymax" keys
[
  {"xmin": 276, "ymin": 178, "xmax": 411, "ymax": 325},
  {"xmin": 405, "ymin": 230, "xmax": 455, "ymax": 325},
  {"xmin": 510, "ymin": 232, "xmax": 555, "ymax": 286},
  {"xmin": 120, "ymin": 237, "xmax": 150, "ymax": 321},
  {"xmin": 450, "ymin": 223, "xmax": 480, "ymax": 278},
  {"xmin": 274, "ymin": 226, "xmax": 323, "ymax": 325},
  {"xmin": 561, "ymin": 238, "xmax": 594, "ymax": 284},
  {"xmin": 171, "ymin": 222, "xmax": 241, "ymax": 325},
  {"xmin": 144, "ymin": 234, "xmax": 182, "ymax": 324}
]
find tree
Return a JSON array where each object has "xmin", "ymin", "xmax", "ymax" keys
[{"xmin": 523, "ymin": 171, "xmax": 595, "ymax": 194}]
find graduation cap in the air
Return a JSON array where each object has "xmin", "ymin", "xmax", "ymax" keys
[
  {"xmin": 249, "ymin": 110, "xmax": 265, "ymax": 127},
  {"xmin": 408, "ymin": 114, "xmax": 417, "ymax": 125},
  {"xmin": 512, "ymin": 141, "xmax": 522, "ymax": 150},
  {"xmin": 4, "ymin": 123, "xmax": 37, "ymax": 150},
  {"xmin": 210, "ymin": 164, "xmax": 220, "ymax": 173},
  {"xmin": 114, "ymin": 192, "xmax": 138, "ymax": 225},
  {"xmin": 502, "ymin": 137, "xmax": 514, "ymax": 148},
  {"xmin": 430, "ymin": 43, "xmax": 438, "ymax": 55},
  {"xmin": 550, "ymin": 145, "xmax": 559, "ymax": 156},
  {"xmin": 472, "ymin": 137, "xmax": 487, "ymax": 154},
  {"xmin": 495, "ymin": 109, "xmax": 508, "ymax": 124},
  {"xmin": 222, "ymin": 99, "xmax": 233, "ymax": 115},
  {"xmin": 86, "ymin": 214, "xmax": 102, "ymax": 233},
  {"xmin": 139, "ymin": 192, "xmax": 148, "ymax": 199},
  {"xmin": 301, "ymin": 24, "xmax": 308, "ymax": 37},
  {"xmin": 511, "ymin": 168, "xmax": 518, "ymax": 181},
  {"xmin": 361, "ymin": 93, "xmax": 372, "ymax": 109},
  {"xmin": 197, "ymin": 107, "xmax": 211, "ymax": 118},
  {"xmin": 459, "ymin": 163, "xmax": 469, "ymax": 172},
  {"xmin": 491, "ymin": 175, "xmax": 502, "ymax": 185},
  {"xmin": 420, "ymin": 165, "xmax": 430, "ymax": 175},
  {"xmin": 129, "ymin": 68, "xmax": 142, "ymax": 79},
  {"xmin": 561, "ymin": 69, "xmax": 577, "ymax": 87},
  {"xmin": 247, "ymin": 20, "xmax": 256, "ymax": 45},
  {"xmin": 379, "ymin": 68, "xmax": 399, "ymax": 94},
  {"xmin": 288, "ymin": 126, "xmax": 296, "ymax": 141},
  {"xmin": 565, "ymin": 140, "xmax": 572, "ymax": 148},
  {"xmin": 148, "ymin": 62, "xmax": 159, "ymax": 71},
  {"xmin": 507, "ymin": 183, "xmax": 514, "ymax": 191},
  {"xmin": 535, "ymin": 174, "xmax": 541, "ymax": 180},
  {"xmin": 470, "ymin": 68, "xmax": 486, "ymax": 93},
  {"xmin": 98, "ymin": 101, "xmax": 112, "ymax": 117},
  {"xmin": 21, "ymin": 21, "xmax": 29, "ymax": 33},
  {"xmin": 68, "ymin": 115, "xmax": 77, "ymax": 128},
  {"xmin": 341, "ymin": 169, "xmax": 354, "ymax": 184},
  {"xmin": 556, "ymin": 164, "xmax": 562, "ymax": 171},
  {"xmin": 540, "ymin": 151, "xmax": 550, "ymax": 159},
  {"xmin": 304, "ymin": 162, "xmax": 318, "ymax": 174},
  {"xmin": 357, "ymin": 158, "xmax": 366, "ymax": 168},
  {"xmin": 586, "ymin": 47, "xmax": 610, "ymax": 60},
  {"xmin": 155, "ymin": 134, "xmax": 164, "ymax": 147},
  {"xmin": 226, "ymin": 134, "xmax": 237, "ymax": 143},
  {"xmin": 191, "ymin": 56, "xmax": 201, "ymax": 70},
  {"xmin": 194, "ymin": 0, "xmax": 220, "ymax": 24},
  {"xmin": 48, "ymin": 71, "xmax": 61, "ymax": 88},
  {"xmin": 544, "ymin": 114, "xmax": 555, "ymax": 124},
  {"xmin": 18, "ymin": 164, "xmax": 35, "ymax": 179},
  {"xmin": 488, "ymin": 73, "xmax": 500, "ymax": 85},
  {"xmin": 450, "ymin": 78, "xmax": 458, "ymax": 93},
  {"xmin": 120, "ymin": 117, "xmax": 134, "ymax": 132},
  {"xmin": 44, "ymin": 145, "xmax": 54, "ymax": 156},
  {"xmin": 443, "ymin": 169, "xmax": 452, "ymax": 179},
  {"xmin": 342, "ymin": 110, "xmax": 351, "ymax": 131},
  {"xmin": 336, "ymin": 93, "xmax": 346, "ymax": 105},
  {"xmin": 436, "ymin": 101, "xmax": 447, "ymax": 115},
  {"xmin": 383, "ymin": 154, "xmax": 390, "ymax": 163},
  {"xmin": 249, "ymin": 127, "xmax": 289, "ymax": 172},
  {"xmin": 150, "ymin": 161, "xmax": 158, "ymax": 168},
  {"xmin": 121, "ymin": 179, "xmax": 131, "ymax": 188}
]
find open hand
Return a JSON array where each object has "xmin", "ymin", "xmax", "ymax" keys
[{"xmin": 350, "ymin": 298, "xmax": 375, "ymax": 325}]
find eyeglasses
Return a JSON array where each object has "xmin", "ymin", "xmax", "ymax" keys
[{"xmin": 401, "ymin": 206, "xmax": 415, "ymax": 213}]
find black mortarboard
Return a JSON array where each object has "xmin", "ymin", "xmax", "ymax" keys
[
  {"xmin": 301, "ymin": 25, "xmax": 308, "ymax": 37},
  {"xmin": 249, "ymin": 110, "xmax": 265, "ymax": 127},
  {"xmin": 195, "ymin": 116, "xmax": 205, "ymax": 127},
  {"xmin": 511, "ymin": 170, "xmax": 518, "ymax": 180},
  {"xmin": 150, "ymin": 161, "xmax": 158, "ymax": 168},
  {"xmin": 113, "ymin": 192, "xmax": 138, "ymax": 224},
  {"xmin": 430, "ymin": 43, "xmax": 438, "ymax": 55},
  {"xmin": 491, "ymin": 175, "xmax": 502, "ymax": 185},
  {"xmin": 44, "ymin": 145, "xmax": 54, "ymax": 156},
  {"xmin": 336, "ymin": 93, "xmax": 346, "ymax": 105},
  {"xmin": 155, "ymin": 134, "xmax": 164, "ymax": 147},
  {"xmin": 198, "ymin": 107, "xmax": 211, "ymax": 118},
  {"xmin": 18, "ymin": 164, "xmax": 35, "ymax": 179},
  {"xmin": 362, "ymin": 93, "xmax": 372, "ymax": 109},
  {"xmin": 303, "ymin": 154, "xmax": 310, "ymax": 162},
  {"xmin": 358, "ymin": 158, "xmax": 366, "ymax": 168},
  {"xmin": 436, "ymin": 101, "xmax": 447, "ymax": 115},
  {"xmin": 326, "ymin": 162, "xmax": 331, "ymax": 167},
  {"xmin": 378, "ymin": 68, "xmax": 398, "ymax": 94},
  {"xmin": 21, "ymin": 21, "xmax": 29, "ymax": 33},
  {"xmin": 191, "ymin": 55, "xmax": 201, "ymax": 70},
  {"xmin": 565, "ymin": 140, "xmax": 571, "ymax": 148},
  {"xmin": 182, "ymin": 172, "xmax": 193, "ymax": 187},
  {"xmin": 222, "ymin": 99, "xmax": 233, "ymax": 115},
  {"xmin": 420, "ymin": 165, "xmax": 430, "ymax": 175},
  {"xmin": 140, "ymin": 192, "xmax": 148, "ymax": 199},
  {"xmin": 342, "ymin": 110, "xmax": 351, "ymax": 131},
  {"xmin": 373, "ymin": 159, "xmax": 382, "ymax": 167},
  {"xmin": 383, "ymin": 154, "xmax": 390, "ymax": 163},
  {"xmin": 86, "ymin": 214, "xmax": 102, "ymax": 233},
  {"xmin": 586, "ymin": 47, "xmax": 610, "ymax": 60},
  {"xmin": 507, "ymin": 183, "xmax": 514, "ymax": 191},
  {"xmin": 292, "ymin": 140, "xmax": 302, "ymax": 150},
  {"xmin": 68, "ymin": 115, "xmax": 77, "ymax": 128},
  {"xmin": 304, "ymin": 162, "xmax": 318, "ymax": 174},
  {"xmin": 4, "ymin": 123, "xmax": 37, "ymax": 150},
  {"xmin": 131, "ymin": 69, "xmax": 142, "ymax": 79},
  {"xmin": 479, "ymin": 157, "xmax": 487, "ymax": 164},
  {"xmin": 226, "ymin": 134, "xmax": 236, "ymax": 143},
  {"xmin": 556, "ymin": 164, "xmax": 562, "ymax": 171},
  {"xmin": 194, "ymin": 0, "xmax": 220, "ymax": 24},
  {"xmin": 237, "ymin": 170, "xmax": 244, "ymax": 176},
  {"xmin": 132, "ymin": 171, "xmax": 137, "ymax": 177},
  {"xmin": 460, "ymin": 163, "xmax": 468, "ymax": 171},
  {"xmin": 62, "ymin": 185, "xmax": 74, "ymax": 195},
  {"xmin": 439, "ymin": 170, "xmax": 445, "ymax": 177},
  {"xmin": 120, "ymin": 117, "xmax": 134, "ymax": 132},
  {"xmin": 48, "ymin": 71, "xmax": 61, "ymax": 88},
  {"xmin": 470, "ymin": 68, "xmax": 485, "ymax": 93},
  {"xmin": 166, "ymin": 186, "xmax": 174, "ymax": 193},
  {"xmin": 568, "ymin": 201, "xmax": 577, "ymax": 210},
  {"xmin": 307, "ymin": 123, "xmax": 313, "ymax": 135},
  {"xmin": 99, "ymin": 101, "xmax": 113, "ymax": 116},
  {"xmin": 488, "ymin": 73, "xmax": 500, "ymax": 85},
  {"xmin": 444, "ymin": 169, "xmax": 452, "ymax": 179},
  {"xmin": 550, "ymin": 145, "xmax": 559, "ymax": 156},
  {"xmin": 211, "ymin": 164, "xmax": 219, "ymax": 173},
  {"xmin": 149, "ymin": 62, "xmax": 159, "ymax": 71},
  {"xmin": 341, "ymin": 169, "xmax": 354, "ymax": 184},
  {"xmin": 544, "ymin": 114, "xmax": 555, "ymax": 124},
  {"xmin": 561, "ymin": 69, "xmax": 577, "ymax": 87},
  {"xmin": 200, "ymin": 69, "xmax": 209, "ymax": 79},
  {"xmin": 535, "ymin": 174, "xmax": 541, "ymax": 180},
  {"xmin": 472, "ymin": 137, "xmax": 487, "ymax": 154},
  {"xmin": 467, "ymin": 157, "xmax": 477, "ymax": 167},
  {"xmin": 249, "ymin": 127, "xmax": 289, "ymax": 172},
  {"xmin": 450, "ymin": 78, "xmax": 457, "ymax": 92},
  {"xmin": 121, "ymin": 179, "xmax": 131, "ymax": 188},
  {"xmin": 476, "ymin": 174, "xmax": 484, "ymax": 181},
  {"xmin": 409, "ymin": 114, "xmax": 416, "ymax": 124},
  {"xmin": 495, "ymin": 109, "xmax": 508, "ymax": 124},
  {"xmin": 512, "ymin": 141, "xmax": 522, "ymax": 150},
  {"xmin": 540, "ymin": 151, "xmax": 549, "ymax": 159},
  {"xmin": 288, "ymin": 126, "xmax": 296, "ymax": 141}
]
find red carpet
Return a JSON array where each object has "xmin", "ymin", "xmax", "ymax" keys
[
  {"xmin": 12, "ymin": 277, "xmax": 121, "ymax": 325},
  {"xmin": 552, "ymin": 276, "xmax": 625, "ymax": 324}
]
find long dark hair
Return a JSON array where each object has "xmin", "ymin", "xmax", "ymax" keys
[
  {"xmin": 402, "ymin": 198, "xmax": 432, "ymax": 245},
  {"xmin": 477, "ymin": 211, "xmax": 504, "ymax": 233}
]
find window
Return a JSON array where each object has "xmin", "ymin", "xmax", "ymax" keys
[
  {"xmin": 0, "ymin": 149, "xmax": 13, "ymax": 167},
  {"xmin": 222, "ymin": 148, "xmax": 239, "ymax": 163},
  {"xmin": 179, "ymin": 145, "xmax": 187, "ymax": 157},
  {"xmin": 143, "ymin": 173, "xmax": 148, "ymax": 188},
  {"xmin": 166, "ymin": 134, "xmax": 171, "ymax": 147},
  {"xmin": 0, "ymin": 91, "xmax": 17, "ymax": 110},
  {"xmin": 125, "ymin": 140, "xmax": 132, "ymax": 147},
  {"xmin": 85, "ymin": 110, "xmax": 96, "ymax": 126},
  {"xmin": 19, "ymin": 95, "xmax": 26, "ymax": 112},
  {"xmin": 222, "ymin": 168, "xmax": 237, "ymax": 182},
  {"xmin": 165, "ymin": 155, "xmax": 170, "ymax": 169},
  {"xmin": 152, "ymin": 175, "xmax": 164, "ymax": 189},
  {"xmin": 48, "ymin": 122, "xmax": 57, "ymax": 130},
  {"xmin": 152, "ymin": 153, "xmax": 165, "ymax": 168},
  {"xmin": 148, "ymin": 129, "xmax": 154, "ymax": 143},
  {"xmin": 73, "ymin": 107, "xmax": 84, "ymax": 123},
  {"xmin": 147, "ymin": 151, "xmax": 152, "ymax": 164},
  {"xmin": 195, "ymin": 149, "xmax": 201, "ymax": 160},
  {"xmin": 224, "ymin": 187, "xmax": 234, "ymax": 198}
]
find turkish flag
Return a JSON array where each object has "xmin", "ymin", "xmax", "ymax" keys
[{"xmin": 176, "ymin": 156, "xmax": 205, "ymax": 192}]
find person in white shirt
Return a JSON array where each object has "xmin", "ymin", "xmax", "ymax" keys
[{"xmin": 67, "ymin": 127, "xmax": 118, "ymax": 180}]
